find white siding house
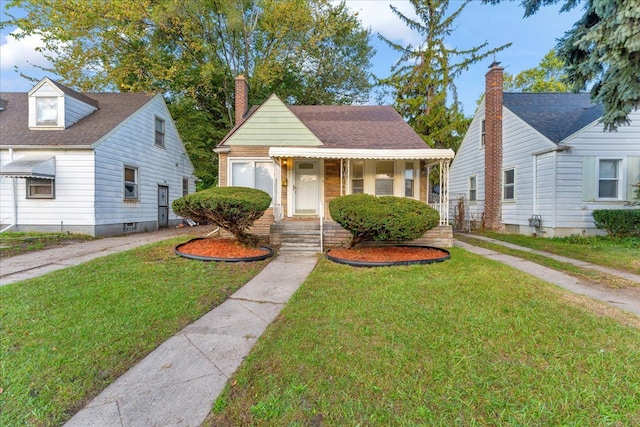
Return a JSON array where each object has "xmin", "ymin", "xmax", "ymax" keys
[
  {"xmin": 0, "ymin": 77, "xmax": 196, "ymax": 237},
  {"xmin": 450, "ymin": 64, "xmax": 640, "ymax": 237}
]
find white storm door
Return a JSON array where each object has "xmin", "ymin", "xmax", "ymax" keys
[{"xmin": 294, "ymin": 160, "xmax": 319, "ymax": 215}]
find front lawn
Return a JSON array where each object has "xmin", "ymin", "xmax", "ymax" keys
[
  {"xmin": 0, "ymin": 231, "xmax": 96, "ymax": 258},
  {"xmin": 470, "ymin": 231, "xmax": 640, "ymax": 275},
  {"xmin": 207, "ymin": 250, "xmax": 640, "ymax": 426},
  {"xmin": 0, "ymin": 238, "xmax": 269, "ymax": 426}
]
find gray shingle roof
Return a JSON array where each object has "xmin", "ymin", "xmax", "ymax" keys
[
  {"xmin": 288, "ymin": 105, "xmax": 427, "ymax": 149},
  {"xmin": 0, "ymin": 91, "xmax": 155, "ymax": 148},
  {"xmin": 502, "ymin": 92, "xmax": 603, "ymax": 143}
]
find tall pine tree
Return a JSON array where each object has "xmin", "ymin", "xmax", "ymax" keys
[{"xmin": 379, "ymin": 0, "xmax": 509, "ymax": 151}]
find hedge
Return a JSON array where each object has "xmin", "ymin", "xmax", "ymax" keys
[
  {"xmin": 329, "ymin": 194, "xmax": 440, "ymax": 247},
  {"xmin": 172, "ymin": 186, "xmax": 271, "ymax": 246},
  {"xmin": 592, "ymin": 209, "xmax": 640, "ymax": 238}
]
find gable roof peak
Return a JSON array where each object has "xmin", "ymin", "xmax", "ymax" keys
[{"xmin": 28, "ymin": 77, "xmax": 100, "ymax": 109}]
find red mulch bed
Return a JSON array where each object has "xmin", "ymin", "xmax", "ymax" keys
[
  {"xmin": 327, "ymin": 246, "xmax": 449, "ymax": 263},
  {"xmin": 177, "ymin": 238, "xmax": 269, "ymax": 258}
]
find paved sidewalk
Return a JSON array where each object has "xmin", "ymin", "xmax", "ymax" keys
[
  {"xmin": 0, "ymin": 226, "xmax": 209, "ymax": 286},
  {"xmin": 63, "ymin": 250, "xmax": 317, "ymax": 427},
  {"xmin": 455, "ymin": 239, "xmax": 640, "ymax": 317}
]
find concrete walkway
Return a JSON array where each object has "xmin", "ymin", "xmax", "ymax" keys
[
  {"xmin": 0, "ymin": 226, "xmax": 211, "ymax": 286},
  {"xmin": 64, "ymin": 250, "xmax": 317, "ymax": 427},
  {"xmin": 455, "ymin": 236, "xmax": 640, "ymax": 317}
]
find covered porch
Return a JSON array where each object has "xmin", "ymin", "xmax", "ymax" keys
[{"xmin": 268, "ymin": 147, "xmax": 455, "ymax": 251}]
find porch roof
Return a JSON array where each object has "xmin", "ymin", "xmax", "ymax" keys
[{"xmin": 268, "ymin": 147, "xmax": 454, "ymax": 161}]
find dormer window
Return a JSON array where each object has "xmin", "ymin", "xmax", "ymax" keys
[{"xmin": 36, "ymin": 97, "xmax": 58, "ymax": 125}]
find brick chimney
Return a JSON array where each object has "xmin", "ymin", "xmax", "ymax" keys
[
  {"xmin": 484, "ymin": 62, "xmax": 504, "ymax": 231},
  {"xmin": 234, "ymin": 75, "xmax": 248, "ymax": 126}
]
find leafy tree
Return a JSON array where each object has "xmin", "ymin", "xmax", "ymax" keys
[
  {"xmin": 503, "ymin": 49, "xmax": 576, "ymax": 92},
  {"xmin": 2, "ymin": 0, "xmax": 375, "ymax": 185},
  {"xmin": 484, "ymin": 0, "xmax": 640, "ymax": 130},
  {"xmin": 172, "ymin": 187, "xmax": 271, "ymax": 246},
  {"xmin": 378, "ymin": 0, "xmax": 510, "ymax": 152}
]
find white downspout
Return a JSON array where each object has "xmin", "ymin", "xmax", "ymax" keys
[{"xmin": 2, "ymin": 148, "xmax": 18, "ymax": 232}]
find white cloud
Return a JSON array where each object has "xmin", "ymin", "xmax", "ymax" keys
[
  {"xmin": 343, "ymin": 1, "xmax": 422, "ymax": 47},
  {"xmin": 0, "ymin": 28, "xmax": 53, "ymax": 71}
]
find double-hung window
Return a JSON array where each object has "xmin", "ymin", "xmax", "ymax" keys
[
  {"xmin": 124, "ymin": 166, "xmax": 139, "ymax": 200},
  {"xmin": 598, "ymin": 159, "xmax": 621, "ymax": 199},
  {"xmin": 480, "ymin": 119, "xmax": 486, "ymax": 148},
  {"xmin": 469, "ymin": 176, "xmax": 477, "ymax": 202},
  {"xmin": 182, "ymin": 178, "xmax": 189, "ymax": 196},
  {"xmin": 503, "ymin": 168, "xmax": 515, "ymax": 201},
  {"xmin": 230, "ymin": 159, "xmax": 274, "ymax": 202},
  {"xmin": 154, "ymin": 117, "xmax": 165, "ymax": 148},
  {"xmin": 375, "ymin": 161, "xmax": 394, "ymax": 196},
  {"xmin": 351, "ymin": 160, "xmax": 364, "ymax": 193},
  {"xmin": 404, "ymin": 162, "xmax": 415, "ymax": 197}
]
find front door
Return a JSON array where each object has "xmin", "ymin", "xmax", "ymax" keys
[
  {"xmin": 158, "ymin": 185, "xmax": 169, "ymax": 228},
  {"xmin": 294, "ymin": 160, "xmax": 319, "ymax": 215}
]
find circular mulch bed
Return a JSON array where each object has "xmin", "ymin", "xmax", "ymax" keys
[
  {"xmin": 326, "ymin": 245, "xmax": 450, "ymax": 267},
  {"xmin": 175, "ymin": 238, "xmax": 274, "ymax": 262}
]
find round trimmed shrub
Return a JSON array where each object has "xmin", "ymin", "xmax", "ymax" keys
[
  {"xmin": 329, "ymin": 194, "xmax": 440, "ymax": 247},
  {"xmin": 172, "ymin": 186, "xmax": 271, "ymax": 246}
]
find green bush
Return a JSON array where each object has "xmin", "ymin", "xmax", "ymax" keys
[
  {"xmin": 592, "ymin": 209, "xmax": 640, "ymax": 238},
  {"xmin": 172, "ymin": 186, "xmax": 271, "ymax": 246},
  {"xmin": 329, "ymin": 194, "xmax": 440, "ymax": 247}
]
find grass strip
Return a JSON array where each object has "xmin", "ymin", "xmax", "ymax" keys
[
  {"xmin": 0, "ymin": 231, "xmax": 96, "ymax": 258},
  {"xmin": 455, "ymin": 234, "xmax": 639, "ymax": 289},
  {"xmin": 471, "ymin": 231, "xmax": 640, "ymax": 275},
  {"xmin": 0, "ymin": 237, "xmax": 269, "ymax": 426},
  {"xmin": 206, "ymin": 250, "xmax": 640, "ymax": 426}
]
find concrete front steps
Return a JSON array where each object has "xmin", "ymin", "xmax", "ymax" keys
[{"xmin": 271, "ymin": 221, "xmax": 322, "ymax": 252}]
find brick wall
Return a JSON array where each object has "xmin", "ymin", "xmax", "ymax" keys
[{"xmin": 484, "ymin": 64, "xmax": 504, "ymax": 231}]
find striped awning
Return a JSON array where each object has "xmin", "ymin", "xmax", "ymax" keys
[{"xmin": 0, "ymin": 157, "xmax": 56, "ymax": 179}]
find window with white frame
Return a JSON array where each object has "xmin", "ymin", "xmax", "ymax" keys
[
  {"xmin": 598, "ymin": 159, "xmax": 621, "ymax": 199},
  {"xmin": 27, "ymin": 178, "xmax": 55, "ymax": 198},
  {"xmin": 480, "ymin": 119, "xmax": 486, "ymax": 148},
  {"xmin": 36, "ymin": 97, "xmax": 58, "ymax": 126},
  {"xmin": 503, "ymin": 168, "xmax": 515, "ymax": 201},
  {"xmin": 230, "ymin": 159, "xmax": 274, "ymax": 201},
  {"xmin": 404, "ymin": 162, "xmax": 415, "ymax": 197},
  {"xmin": 155, "ymin": 117, "xmax": 165, "ymax": 148},
  {"xmin": 469, "ymin": 176, "xmax": 477, "ymax": 201},
  {"xmin": 375, "ymin": 161, "xmax": 394, "ymax": 196},
  {"xmin": 124, "ymin": 166, "xmax": 139, "ymax": 200},
  {"xmin": 351, "ymin": 160, "xmax": 364, "ymax": 193}
]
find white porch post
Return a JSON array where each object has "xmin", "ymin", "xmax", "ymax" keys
[{"xmin": 435, "ymin": 159, "xmax": 451, "ymax": 226}]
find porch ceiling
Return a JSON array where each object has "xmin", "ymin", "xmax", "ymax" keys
[{"xmin": 268, "ymin": 147, "xmax": 454, "ymax": 160}]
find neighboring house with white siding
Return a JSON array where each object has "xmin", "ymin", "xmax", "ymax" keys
[
  {"xmin": 0, "ymin": 77, "xmax": 196, "ymax": 237},
  {"xmin": 449, "ymin": 63, "xmax": 640, "ymax": 237}
]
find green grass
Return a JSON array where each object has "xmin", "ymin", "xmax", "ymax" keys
[
  {"xmin": 0, "ymin": 238, "xmax": 269, "ymax": 427},
  {"xmin": 455, "ymin": 234, "xmax": 639, "ymax": 289},
  {"xmin": 0, "ymin": 231, "xmax": 96, "ymax": 257},
  {"xmin": 206, "ymin": 250, "xmax": 640, "ymax": 426},
  {"xmin": 471, "ymin": 231, "xmax": 640, "ymax": 275}
]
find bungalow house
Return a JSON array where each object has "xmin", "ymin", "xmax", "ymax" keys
[
  {"xmin": 214, "ymin": 76, "xmax": 455, "ymax": 250},
  {"xmin": 0, "ymin": 77, "xmax": 196, "ymax": 237},
  {"xmin": 449, "ymin": 63, "xmax": 640, "ymax": 236}
]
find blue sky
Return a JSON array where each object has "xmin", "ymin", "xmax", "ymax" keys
[{"xmin": 0, "ymin": 0, "xmax": 583, "ymax": 115}]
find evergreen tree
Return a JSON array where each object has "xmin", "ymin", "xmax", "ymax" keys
[
  {"xmin": 484, "ymin": 0, "xmax": 640, "ymax": 130},
  {"xmin": 379, "ymin": 0, "xmax": 510, "ymax": 151}
]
